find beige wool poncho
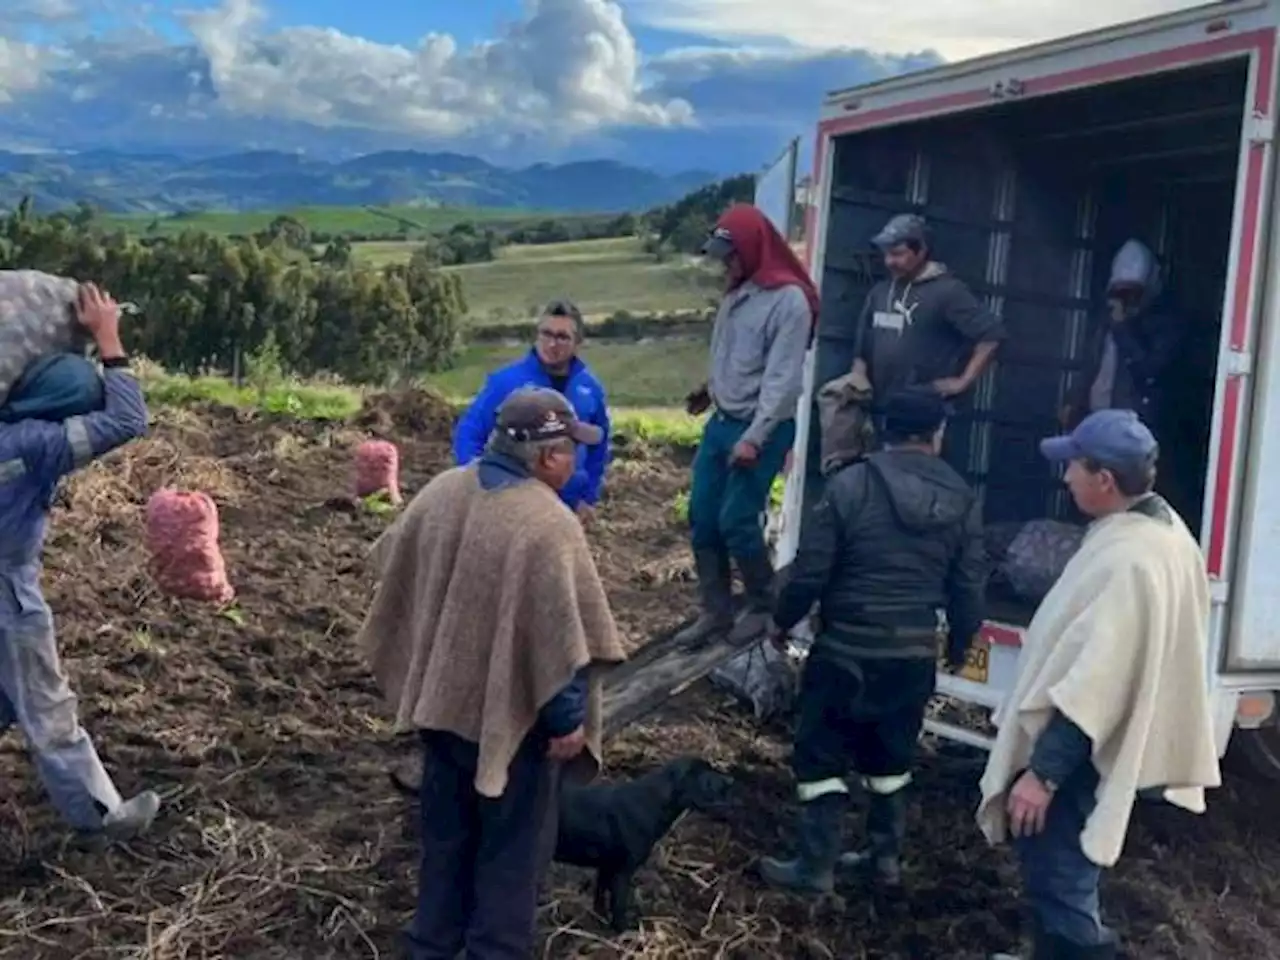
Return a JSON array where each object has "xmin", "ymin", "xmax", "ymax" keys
[
  {"xmin": 977, "ymin": 503, "xmax": 1221, "ymax": 867},
  {"xmin": 358, "ymin": 465, "xmax": 626, "ymax": 797}
]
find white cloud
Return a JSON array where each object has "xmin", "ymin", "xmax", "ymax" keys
[
  {"xmin": 627, "ymin": 0, "xmax": 1203, "ymax": 60},
  {"xmin": 9, "ymin": 0, "xmax": 81, "ymax": 21},
  {"xmin": 179, "ymin": 0, "xmax": 693, "ymax": 143},
  {"xmin": 0, "ymin": 38, "xmax": 57, "ymax": 103}
]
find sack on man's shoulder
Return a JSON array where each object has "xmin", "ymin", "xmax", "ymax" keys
[{"xmin": 0, "ymin": 270, "xmax": 88, "ymax": 405}]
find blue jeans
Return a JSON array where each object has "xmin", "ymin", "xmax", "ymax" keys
[
  {"xmin": 688, "ymin": 412, "xmax": 794, "ymax": 560},
  {"xmin": 0, "ymin": 570, "xmax": 123, "ymax": 831},
  {"xmin": 1013, "ymin": 765, "xmax": 1118, "ymax": 948}
]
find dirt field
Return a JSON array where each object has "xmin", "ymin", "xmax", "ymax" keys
[{"xmin": 2, "ymin": 393, "xmax": 1280, "ymax": 959}]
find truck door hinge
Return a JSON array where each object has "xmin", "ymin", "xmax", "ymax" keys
[
  {"xmin": 1227, "ymin": 350, "xmax": 1253, "ymax": 376},
  {"xmin": 1247, "ymin": 113, "xmax": 1274, "ymax": 145}
]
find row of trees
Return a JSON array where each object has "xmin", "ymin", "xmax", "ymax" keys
[
  {"xmin": 1, "ymin": 199, "xmax": 464, "ymax": 385},
  {"xmin": 139, "ymin": 209, "xmax": 643, "ymax": 249},
  {"xmin": 644, "ymin": 175, "xmax": 755, "ymax": 258}
]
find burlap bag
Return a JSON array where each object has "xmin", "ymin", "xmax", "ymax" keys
[{"xmin": 816, "ymin": 368, "xmax": 875, "ymax": 474}]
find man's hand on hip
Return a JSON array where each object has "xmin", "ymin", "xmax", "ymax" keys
[
  {"xmin": 548, "ymin": 726, "xmax": 587, "ymax": 762},
  {"xmin": 931, "ymin": 376, "xmax": 968, "ymax": 398}
]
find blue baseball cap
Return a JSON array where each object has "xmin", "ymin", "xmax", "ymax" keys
[{"xmin": 1040, "ymin": 409, "xmax": 1158, "ymax": 469}]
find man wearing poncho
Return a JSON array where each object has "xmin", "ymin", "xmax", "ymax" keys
[
  {"xmin": 978, "ymin": 409, "xmax": 1220, "ymax": 960},
  {"xmin": 358, "ymin": 386, "xmax": 626, "ymax": 960}
]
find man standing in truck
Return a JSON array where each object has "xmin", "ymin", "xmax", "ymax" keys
[
  {"xmin": 851, "ymin": 213, "xmax": 1006, "ymax": 407},
  {"xmin": 978, "ymin": 409, "xmax": 1220, "ymax": 960},
  {"xmin": 1062, "ymin": 239, "xmax": 1184, "ymax": 432},
  {"xmin": 1062, "ymin": 238, "xmax": 1191, "ymax": 519},
  {"xmin": 757, "ymin": 387, "xmax": 985, "ymax": 896}
]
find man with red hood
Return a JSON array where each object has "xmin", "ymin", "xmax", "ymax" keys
[{"xmin": 675, "ymin": 204, "xmax": 819, "ymax": 649}]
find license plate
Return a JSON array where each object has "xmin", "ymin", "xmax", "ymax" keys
[{"xmin": 959, "ymin": 637, "xmax": 990, "ymax": 684}]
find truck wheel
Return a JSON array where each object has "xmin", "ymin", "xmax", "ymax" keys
[{"xmin": 1230, "ymin": 724, "xmax": 1280, "ymax": 783}]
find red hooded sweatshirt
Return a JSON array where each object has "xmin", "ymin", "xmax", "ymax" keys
[{"xmin": 714, "ymin": 203, "xmax": 821, "ymax": 322}]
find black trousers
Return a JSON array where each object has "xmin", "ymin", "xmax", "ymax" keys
[
  {"xmin": 792, "ymin": 652, "xmax": 936, "ymax": 788},
  {"xmin": 408, "ymin": 730, "xmax": 560, "ymax": 960}
]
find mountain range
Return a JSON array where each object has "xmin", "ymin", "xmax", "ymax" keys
[{"xmin": 0, "ymin": 149, "xmax": 720, "ymax": 216}]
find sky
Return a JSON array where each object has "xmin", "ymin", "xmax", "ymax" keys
[{"xmin": 0, "ymin": 0, "xmax": 1202, "ymax": 173}]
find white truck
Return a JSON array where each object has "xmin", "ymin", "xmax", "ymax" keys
[{"xmin": 775, "ymin": 0, "xmax": 1280, "ymax": 779}]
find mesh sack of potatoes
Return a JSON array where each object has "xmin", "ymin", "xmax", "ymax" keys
[
  {"xmin": 145, "ymin": 489, "xmax": 235, "ymax": 604},
  {"xmin": 0, "ymin": 270, "xmax": 90, "ymax": 405},
  {"xmin": 354, "ymin": 440, "xmax": 402, "ymax": 504}
]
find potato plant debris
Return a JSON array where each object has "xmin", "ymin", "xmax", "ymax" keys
[{"xmin": 1, "ymin": 393, "xmax": 1279, "ymax": 959}]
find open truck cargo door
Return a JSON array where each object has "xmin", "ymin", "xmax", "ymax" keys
[{"xmin": 782, "ymin": 0, "xmax": 1280, "ymax": 758}]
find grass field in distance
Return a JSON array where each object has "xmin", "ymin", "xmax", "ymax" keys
[
  {"xmin": 137, "ymin": 361, "xmax": 705, "ymax": 447},
  {"xmin": 428, "ymin": 337, "xmax": 708, "ymax": 408},
  {"xmin": 102, "ymin": 204, "xmax": 572, "ymax": 238},
  {"xmin": 354, "ymin": 236, "xmax": 720, "ymax": 323}
]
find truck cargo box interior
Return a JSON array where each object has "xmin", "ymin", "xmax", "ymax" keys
[{"xmin": 812, "ymin": 57, "xmax": 1248, "ymax": 624}]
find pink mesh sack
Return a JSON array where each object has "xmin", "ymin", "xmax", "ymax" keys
[
  {"xmin": 145, "ymin": 489, "xmax": 235, "ymax": 603},
  {"xmin": 354, "ymin": 440, "xmax": 401, "ymax": 503}
]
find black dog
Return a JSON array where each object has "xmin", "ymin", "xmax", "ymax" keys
[{"xmin": 554, "ymin": 756, "xmax": 736, "ymax": 932}]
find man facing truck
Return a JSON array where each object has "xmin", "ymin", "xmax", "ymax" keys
[
  {"xmin": 852, "ymin": 213, "xmax": 1006, "ymax": 405},
  {"xmin": 758, "ymin": 387, "xmax": 986, "ymax": 895},
  {"xmin": 979, "ymin": 409, "xmax": 1219, "ymax": 960}
]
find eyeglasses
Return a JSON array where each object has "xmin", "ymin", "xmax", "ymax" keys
[{"xmin": 537, "ymin": 328, "xmax": 575, "ymax": 344}]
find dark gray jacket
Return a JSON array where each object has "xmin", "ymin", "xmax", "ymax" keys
[{"xmin": 774, "ymin": 448, "xmax": 987, "ymax": 666}]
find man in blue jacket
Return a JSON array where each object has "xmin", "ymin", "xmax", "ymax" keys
[
  {"xmin": 453, "ymin": 299, "xmax": 611, "ymax": 520},
  {"xmin": 0, "ymin": 283, "xmax": 160, "ymax": 841}
]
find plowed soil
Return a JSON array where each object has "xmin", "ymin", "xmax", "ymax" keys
[{"xmin": 1, "ymin": 392, "xmax": 1279, "ymax": 960}]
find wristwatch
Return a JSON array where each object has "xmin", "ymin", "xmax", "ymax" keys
[{"xmin": 1036, "ymin": 772, "xmax": 1059, "ymax": 795}]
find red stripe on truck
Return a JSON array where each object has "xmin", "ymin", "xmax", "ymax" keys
[{"xmin": 816, "ymin": 29, "xmax": 1274, "ymax": 141}]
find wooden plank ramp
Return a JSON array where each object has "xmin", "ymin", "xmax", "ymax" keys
[{"xmin": 389, "ymin": 619, "xmax": 749, "ymax": 796}]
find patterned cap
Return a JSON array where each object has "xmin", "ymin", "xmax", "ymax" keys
[{"xmin": 496, "ymin": 387, "xmax": 603, "ymax": 445}]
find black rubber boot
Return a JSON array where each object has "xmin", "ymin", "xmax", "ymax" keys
[
  {"xmin": 838, "ymin": 788, "xmax": 907, "ymax": 887},
  {"xmin": 758, "ymin": 793, "xmax": 845, "ymax": 894},
  {"xmin": 673, "ymin": 548, "xmax": 734, "ymax": 648},
  {"xmin": 728, "ymin": 549, "xmax": 776, "ymax": 647}
]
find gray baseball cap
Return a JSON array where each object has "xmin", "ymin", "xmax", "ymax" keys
[{"xmin": 872, "ymin": 213, "xmax": 928, "ymax": 251}]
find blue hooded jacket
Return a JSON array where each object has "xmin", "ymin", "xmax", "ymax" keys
[
  {"xmin": 0, "ymin": 357, "xmax": 148, "ymax": 577},
  {"xmin": 452, "ymin": 350, "xmax": 611, "ymax": 508}
]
